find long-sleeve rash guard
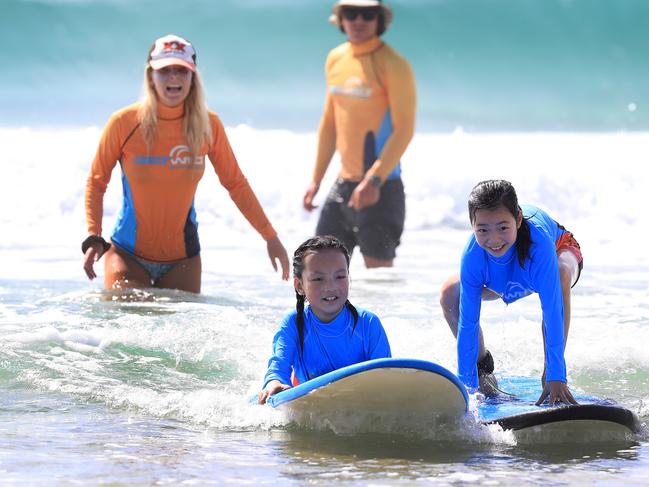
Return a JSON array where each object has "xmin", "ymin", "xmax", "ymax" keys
[
  {"xmin": 263, "ymin": 305, "xmax": 391, "ymax": 388},
  {"xmin": 313, "ymin": 36, "xmax": 416, "ymax": 185},
  {"xmin": 457, "ymin": 205, "xmax": 568, "ymax": 390},
  {"xmin": 85, "ymin": 102, "xmax": 276, "ymax": 262}
]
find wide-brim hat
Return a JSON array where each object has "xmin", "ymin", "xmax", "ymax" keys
[
  {"xmin": 148, "ymin": 34, "xmax": 196, "ymax": 72},
  {"xmin": 329, "ymin": 0, "xmax": 393, "ymax": 29}
]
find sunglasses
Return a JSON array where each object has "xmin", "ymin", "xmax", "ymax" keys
[{"xmin": 341, "ymin": 8, "xmax": 379, "ymax": 22}]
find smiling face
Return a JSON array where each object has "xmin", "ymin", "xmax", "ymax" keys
[
  {"xmin": 472, "ymin": 205, "xmax": 522, "ymax": 257},
  {"xmin": 150, "ymin": 65, "xmax": 193, "ymax": 107},
  {"xmin": 294, "ymin": 248, "xmax": 350, "ymax": 323}
]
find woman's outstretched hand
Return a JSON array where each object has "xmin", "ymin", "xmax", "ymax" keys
[
  {"xmin": 83, "ymin": 242, "xmax": 106, "ymax": 280},
  {"xmin": 267, "ymin": 236, "xmax": 290, "ymax": 280}
]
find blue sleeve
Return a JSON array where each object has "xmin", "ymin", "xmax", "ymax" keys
[
  {"xmin": 362, "ymin": 311, "xmax": 392, "ymax": 359},
  {"xmin": 531, "ymin": 240, "xmax": 567, "ymax": 383},
  {"xmin": 262, "ymin": 313, "xmax": 299, "ymax": 388},
  {"xmin": 523, "ymin": 205, "xmax": 564, "ymax": 240},
  {"xmin": 457, "ymin": 239, "xmax": 485, "ymax": 390}
]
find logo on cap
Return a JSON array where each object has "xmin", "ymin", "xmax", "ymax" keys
[{"xmin": 163, "ymin": 41, "xmax": 187, "ymax": 54}]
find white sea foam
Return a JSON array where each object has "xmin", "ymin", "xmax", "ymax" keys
[
  {"xmin": 2, "ymin": 126, "xmax": 648, "ymax": 435},
  {"xmin": 2, "ymin": 126, "xmax": 647, "ymax": 279}
]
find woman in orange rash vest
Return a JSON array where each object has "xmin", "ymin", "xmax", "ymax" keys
[{"xmin": 83, "ymin": 34, "xmax": 289, "ymax": 293}]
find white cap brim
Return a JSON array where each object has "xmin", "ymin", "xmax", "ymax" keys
[
  {"xmin": 336, "ymin": 0, "xmax": 382, "ymax": 6},
  {"xmin": 149, "ymin": 57, "xmax": 196, "ymax": 72},
  {"xmin": 330, "ymin": 2, "xmax": 393, "ymax": 29}
]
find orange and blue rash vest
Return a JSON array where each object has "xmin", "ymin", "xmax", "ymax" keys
[
  {"xmin": 85, "ymin": 102, "xmax": 277, "ymax": 262},
  {"xmin": 313, "ymin": 36, "xmax": 416, "ymax": 185}
]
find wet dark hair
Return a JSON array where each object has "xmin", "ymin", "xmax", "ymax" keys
[
  {"xmin": 468, "ymin": 179, "xmax": 532, "ymax": 268},
  {"xmin": 293, "ymin": 235, "xmax": 359, "ymax": 351},
  {"xmin": 338, "ymin": 7, "xmax": 387, "ymax": 36}
]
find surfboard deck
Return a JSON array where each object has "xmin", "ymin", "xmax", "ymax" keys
[
  {"xmin": 265, "ymin": 361, "xmax": 639, "ymax": 440},
  {"xmin": 267, "ymin": 358, "xmax": 469, "ymax": 434},
  {"xmin": 478, "ymin": 376, "xmax": 640, "ymax": 441}
]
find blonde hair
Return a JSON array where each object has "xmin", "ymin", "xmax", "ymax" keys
[{"xmin": 138, "ymin": 65, "xmax": 213, "ymax": 158}]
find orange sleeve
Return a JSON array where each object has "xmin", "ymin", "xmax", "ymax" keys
[
  {"xmin": 367, "ymin": 55, "xmax": 416, "ymax": 182},
  {"xmin": 207, "ymin": 115, "xmax": 277, "ymax": 241},
  {"xmin": 312, "ymin": 90, "xmax": 337, "ymax": 185},
  {"xmin": 85, "ymin": 112, "xmax": 123, "ymax": 236}
]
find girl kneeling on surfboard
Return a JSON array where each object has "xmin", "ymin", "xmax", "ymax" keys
[
  {"xmin": 440, "ymin": 179, "xmax": 582, "ymax": 406},
  {"xmin": 258, "ymin": 235, "xmax": 391, "ymax": 404}
]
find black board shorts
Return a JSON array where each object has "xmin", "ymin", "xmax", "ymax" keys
[{"xmin": 315, "ymin": 178, "xmax": 405, "ymax": 260}]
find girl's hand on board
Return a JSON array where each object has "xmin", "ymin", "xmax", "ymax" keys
[
  {"xmin": 258, "ymin": 380, "xmax": 291, "ymax": 405},
  {"xmin": 535, "ymin": 381, "xmax": 578, "ymax": 406}
]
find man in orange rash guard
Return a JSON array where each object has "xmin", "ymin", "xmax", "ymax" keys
[
  {"xmin": 303, "ymin": 0, "xmax": 416, "ymax": 268},
  {"xmin": 83, "ymin": 34, "xmax": 289, "ymax": 293}
]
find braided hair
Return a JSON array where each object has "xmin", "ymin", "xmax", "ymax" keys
[
  {"xmin": 293, "ymin": 235, "xmax": 359, "ymax": 351},
  {"xmin": 468, "ymin": 180, "xmax": 532, "ymax": 269}
]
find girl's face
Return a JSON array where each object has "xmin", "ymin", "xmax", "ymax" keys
[
  {"xmin": 151, "ymin": 66, "xmax": 193, "ymax": 107},
  {"xmin": 472, "ymin": 206, "xmax": 522, "ymax": 257},
  {"xmin": 295, "ymin": 248, "xmax": 349, "ymax": 323}
]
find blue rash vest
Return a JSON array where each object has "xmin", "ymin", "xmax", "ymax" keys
[
  {"xmin": 457, "ymin": 205, "xmax": 568, "ymax": 390},
  {"xmin": 263, "ymin": 305, "xmax": 391, "ymax": 388}
]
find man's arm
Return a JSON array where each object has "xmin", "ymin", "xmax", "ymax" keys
[{"xmin": 365, "ymin": 55, "xmax": 416, "ymax": 183}]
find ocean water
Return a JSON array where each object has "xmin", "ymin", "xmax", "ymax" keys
[
  {"xmin": 2, "ymin": 0, "xmax": 649, "ymax": 485},
  {"xmin": 2, "ymin": 0, "xmax": 648, "ymax": 131},
  {"xmin": 2, "ymin": 127, "xmax": 648, "ymax": 484}
]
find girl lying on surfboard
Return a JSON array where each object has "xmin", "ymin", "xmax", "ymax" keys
[
  {"xmin": 258, "ymin": 235, "xmax": 391, "ymax": 404},
  {"xmin": 439, "ymin": 179, "xmax": 582, "ymax": 406}
]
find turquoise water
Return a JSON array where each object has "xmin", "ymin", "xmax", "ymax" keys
[{"xmin": 3, "ymin": 0, "xmax": 648, "ymax": 130}]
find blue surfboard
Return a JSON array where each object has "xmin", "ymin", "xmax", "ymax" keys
[
  {"xmin": 268, "ymin": 358, "xmax": 469, "ymax": 434},
  {"xmin": 478, "ymin": 376, "xmax": 640, "ymax": 441},
  {"xmin": 266, "ymin": 360, "xmax": 639, "ymax": 439}
]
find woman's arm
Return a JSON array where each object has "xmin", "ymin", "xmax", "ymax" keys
[{"xmin": 83, "ymin": 113, "xmax": 124, "ymax": 279}]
